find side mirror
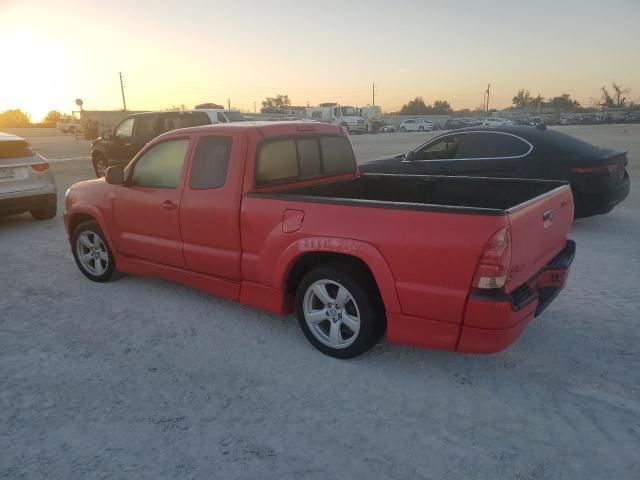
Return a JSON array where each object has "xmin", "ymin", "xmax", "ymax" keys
[
  {"xmin": 102, "ymin": 130, "xmax": 113, "ymax": 140},
  {"xmin": 104, "ymin": 166, "xmax": 125, "ymax": 185},
  {"xmin": 405, "ymin": 150, "xmax": 416, "ymax": 162}
]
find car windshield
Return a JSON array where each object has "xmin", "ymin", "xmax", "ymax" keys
[
  {"xmin": 224, "ymin": 111, "xmax": 246, "ymax": 122},
  {"xmin": 339, "ymin": 107, "xmax": 357, "ymax": 116}
]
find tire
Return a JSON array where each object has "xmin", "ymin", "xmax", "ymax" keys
[
  {"xmin": 30, "ymin": 202, "xmax": 57, "ymax": 220},
  {"xmin": 72, "ymin": 220, "xmax": 116, "ymax": 282},
  {"xmin": 93, "ymin": 153, "xmax": 108, "ymax": 178},
  {"xmin": 295, "ymin": 263, "xmax": 385, "ymax": 359},
  {"xmin": 400, "ymin": 127, "xmax": 406, "ymax": 132},
  {"xmin": 419, "ymin": 126, "xmax": 425, "ymax": 132}
]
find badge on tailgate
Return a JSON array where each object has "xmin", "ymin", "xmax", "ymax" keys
[{"xmin": 543, "ymin": 209, "xmax": 554, "ymax": 228}]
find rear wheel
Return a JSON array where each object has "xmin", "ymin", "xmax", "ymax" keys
[
  {"xmin": 93, "ymin": 153, "xmax": 108, "ymax": 178},
  {"xmin": 400, "ymin": 127, "xmax": 407, "ymax": 132},
  {"xmin": 72, "ymin": 220, "xmax": 116, "ymax": 282},
  {"xmin": 419, "ymin": 126, "xmax": 425, "ymax": 132},
  {"xmin": 296, "ymin": 263, "xmax": 385, "ymax": 359},
  {"xmin": 30, "ymin": 202, "xmax": 57, "ymax": 220}
]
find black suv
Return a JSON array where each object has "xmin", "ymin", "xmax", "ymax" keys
[{"xmin": 90, "ymin": 111, "xmax": 213, "ymax": 177}]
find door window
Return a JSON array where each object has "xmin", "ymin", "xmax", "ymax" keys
[
  {"xmin": 114, "ymin": 118, "xmax": 134, "ymax": 138},
  {"xmin": 416, "ymin": 135, "xmax": 462, "ymax": 160},
  {"xmin": 454, "ymin": 133, "xmax": 530, "ymax": 159},
  {"xmin": 134, "ymin": 115, "xmax": 159, "ymax": 140},
  {"xmin": 217, "ymin": 112, "xmax": 228, "ymax": 123},
  {"xmin": 130, "ymin": 139, "xmax": 189, "ymax": 188},
  {"xmin": 190, "ymin": 136, "xmax": 232, "ymax": 189}
]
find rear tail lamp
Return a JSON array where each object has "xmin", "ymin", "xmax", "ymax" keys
[
  {"xmin": 30, "ymin": 163, "xmax": 50, "ymax": 172},
  {"xmin": 473, "ymin": 227, "xmax": 511, "ymax": 289},
  {"xmin": 570, "ymin": 164, "xmax": 621, "ymax": 174}
]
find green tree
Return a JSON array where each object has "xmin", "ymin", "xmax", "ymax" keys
[
  {"xmin": 43, "ymin": 110, "xmax": 62, "ymax": 125},
  {"xmin": 432, "ymin": 100, "xmax": 452, "ymax": 114},
  {"xmin": 261, "ymin": 94, "xmax": 291, "ymax": 112},
  {"xmin": 548, "ymin": 94, "xmax": 580, "ymax": 111},
  {"xmin": 0, "ymin": 109, "xmax": 32, "ymax": 127},
  {"xmin": 512, "ymin": 89, "xmax": 533, "ymax": 108},
  {"xmin": 399, "ymin": 97, "xmax": 430, "ymax": 115}
]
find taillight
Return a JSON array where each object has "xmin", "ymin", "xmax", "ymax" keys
[
  {"xmin": 30, "ymin": 163, "xmax": 49, "ymax": 171},
  {"xmin": 570, "ymin": 164, "xmax": 621, "ymax": 174},
  {"xmin": 473, "ymin": 227, "xmax": 511, "ymax": 289}
]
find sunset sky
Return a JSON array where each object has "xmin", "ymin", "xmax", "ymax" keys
[{"xmin": 1, "ymin": 0, "xmax": 639, "ymax": 121}]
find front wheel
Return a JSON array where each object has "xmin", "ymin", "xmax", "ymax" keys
[
  {"xmin": 400, "ymin": 127, "xmax": 407, "ymax": 132},
  {"xmin": 296, "ymin": 264, "xmax": 385, "ymax": 359},
  {"xmin": 72, "ymin": 220, "xmax": 116, "ymax": 282},
  {"xmin": 93, "ymin": 154, "xmax": 108, "ymax": 178}
]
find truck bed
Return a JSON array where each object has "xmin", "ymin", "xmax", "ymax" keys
[{"xmin": 260, "ymin": 174, "xmax": 569, "ymax": 214}]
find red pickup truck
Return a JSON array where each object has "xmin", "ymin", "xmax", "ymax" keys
[{"xmin": 64, "ymin": 122, "xmax": 576, "ymax": 358}]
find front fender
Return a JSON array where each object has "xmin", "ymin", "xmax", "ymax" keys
[
  {"xmin": 64, "ymin": 203, "xmax": 117, "ymax": 254},
  {"xmin": 273, "ymin": 236, "xmax": 401, "ymax": 314}
]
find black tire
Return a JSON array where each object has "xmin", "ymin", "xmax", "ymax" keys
[
  {"xmin": 419, "ymin": 126, "xmax": 425, "ymax": 132},
  {"xmin": 93, "ymin": 153, "xmax": 108, "ymax": 178},
  {"xmin": 30, "ymin": 202, "xmax": 57, "ymax": 220},
  {"xmin": 295, "ymin": 263, "xmax": 385, "ymax": 359},
  {"xmin": 71, "ymin": 220, "xmax": 116, "ymax": 282},
  {"xmin": 400, "ymin": 127, "xmax": 406, "ymax": 132}
]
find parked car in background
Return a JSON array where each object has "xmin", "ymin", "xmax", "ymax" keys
[
  {"xmin": 359, "ymin": 125, "xmax": 630, "ymax": 217},
  {"xmin": 90, "ymin": 109, "xmax": 245, "ymax": 177},
  {"xmin": 56, "ymin": 117, "xmax": 83, "ymax": 134},
  {"xmin": 380, "ymin": 124, "xmax": 397, "ymax": 133},
  {"xmin": 416, "ymin": 119, "xmax": 435, "ymax": 131},
  {"xmin": 0, "ymin": 132, "xmax": 57, "ymax": 220},
  {"xmin": 66, "ymin": 121, "xmax": 575, "ymax": 358},
  {"xmin": 399, "ymin": 119, "xmax": 431, "ymax": 132},
  {"xmin": 482, "ymin": 118, "xmax": 515, "ymax": 126}
]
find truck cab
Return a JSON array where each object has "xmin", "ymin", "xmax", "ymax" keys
[{"xmin": 306, "ymin": 104, "xmax": 367, "ymax": 134}]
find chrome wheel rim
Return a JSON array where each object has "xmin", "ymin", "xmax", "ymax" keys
[
  {"xmin": 76, "ymin": 231, "xmax": 109, "ymax": 276},
  {"xmin": 96, "ymin": 159, "xmax": 106, "ymax": 177},
  {"xmin": 303, "ymin": 280, "xmax": 360, "ymax": 349}
]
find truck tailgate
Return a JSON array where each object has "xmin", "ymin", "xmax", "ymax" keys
[{"xmin": 505, "ymin": 184, "xmax": 574, "ymax": 293}]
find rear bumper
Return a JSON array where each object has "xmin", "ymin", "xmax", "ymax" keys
[
  {"xmin": 573, "ymin": 173, "xmax": 630, "ymax": 217},
  {"xmin": 0, "ymin": 190, "xmax": 57, "ymax": 216},
  {"xmin": 457, "ymin": 239, "xmax": 576, "ymax": 353}
]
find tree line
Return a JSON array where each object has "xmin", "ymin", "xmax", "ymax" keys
[
  {"xmin": 0, "ymin": 109, "xmax": 63, "ymax": 128},
  {"xmin": 511, "ymin": 83, "xmax": 633, "ymax": 111}
]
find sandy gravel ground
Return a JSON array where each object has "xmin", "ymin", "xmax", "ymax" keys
[{"xmin": 1, "ymin": 125, "xmax": 639, "ymax": 479}]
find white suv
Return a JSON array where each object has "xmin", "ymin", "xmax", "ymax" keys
[
  {"xmin": 0, "ymin": 132, "xmax": 57, "ymax": 220},
  {"xmin": 399, "ymin": 119, "xmax": 434, "ymax": 132}
]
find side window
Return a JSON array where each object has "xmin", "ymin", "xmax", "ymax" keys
[
  {"xmin": 320, "ymin": 137, "xmax": 355, "ymax": 174},
  {"xmin": 130, "ymin": 139, "xmax": 189, "ymax": 188},
  {"xmin": 217, "ymin": 112, "xmax": 228, "ymax": 123},
  {"xmin": 191, "ymin": 112, "xmax": 212, "ymax": 126},
  {"xmin": 114, "ymin": 118, "xmax": 134, "ymax": 138},
  {"xmin": 455, "ymin": 133, "xmax": 530, "ymax": 159},
  {"xmin": 255, "ymin": 136, "xmax": 356, "ymax": 185},
  {"xmin": 134, "ymin": 115, "xmax": 159, "ymax": 140},
  {"xmin": 256, "ymin": 139, "xmax": 298, "ymax": 184},
  {"xmin": 297, "ymin": 138, "xmax": 322, "ymax": 178},
  {"xmin": 417, "ymin": 135, "xmax": 462, "ymax": 160},
  {"xmin": 190, "ymin": 136, "xmax": 232, "ymax": 189}
]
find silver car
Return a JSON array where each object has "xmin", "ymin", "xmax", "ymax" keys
[{"xmin": 0, "ymin": 132, "xmax": 57, "ymax": 220}]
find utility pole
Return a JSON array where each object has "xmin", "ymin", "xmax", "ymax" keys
[
  {"xmin": 227, "ymin": 98, "xmax": 231, "ymax": 109},
  {"xmin": 119, "ymin": 72, "xmax": 127, "ymax": 111},
  {"xmin": 254, "ymin": 101, "xmax": 256, "ymax": 113},
  {"xmin": 485, "ymin": 83, "xmax": 491, "ymax": 114},
  {"xmin": 372, "ymin": 82, "xmax": 376, "ymax": 107}
]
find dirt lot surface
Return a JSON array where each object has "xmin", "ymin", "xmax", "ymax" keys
[{"xmin": 2, "ymin": 125, "xmax": 639, "ymax": 479}]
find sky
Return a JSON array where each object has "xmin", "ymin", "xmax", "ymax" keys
[{"xmin": 1, "ymin": 0, "xmax": 639, "ymax": 121}]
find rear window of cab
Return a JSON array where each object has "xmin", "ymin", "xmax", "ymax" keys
[{"xmin": 255, "ymin": 135, "xmax": 356, "ymax": 186}]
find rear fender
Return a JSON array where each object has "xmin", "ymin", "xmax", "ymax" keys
[{"xmin": 274, "ymin": 237, "xmax": 401, "ymax": 313}]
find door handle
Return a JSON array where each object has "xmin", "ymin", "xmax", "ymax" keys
[{"xmin": 162, "ymin": 200, "xmax": 178, "ymax": 210}]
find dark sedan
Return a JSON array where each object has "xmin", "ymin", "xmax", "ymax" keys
[{"xmin": 359, "ymin": 125, "xmax": 630, "ymax": 218}]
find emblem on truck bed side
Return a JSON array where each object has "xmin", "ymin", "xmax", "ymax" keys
[{"xmin": 543, "ymin": 209, "xmax": 554, "ymax": 228}]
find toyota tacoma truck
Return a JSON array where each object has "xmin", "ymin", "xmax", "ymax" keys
[{"xmin": 64, "ymin": 122, "xmax": 575, "ymax": 359}]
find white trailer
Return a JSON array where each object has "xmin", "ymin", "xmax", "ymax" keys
[{"xmin": 305, "ymin": 103, "xmax": 367, "ymax": 134}]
